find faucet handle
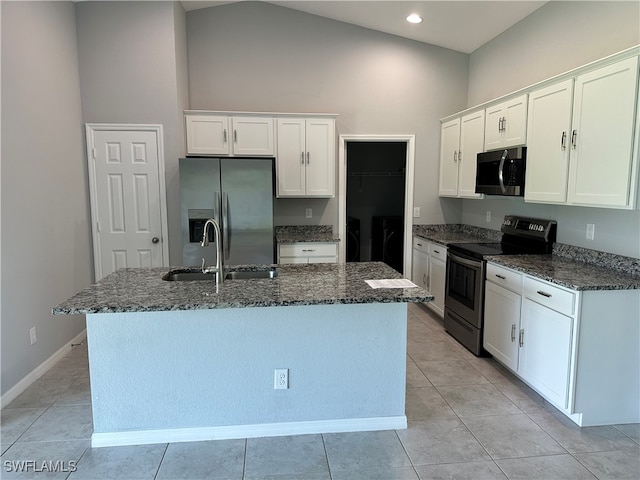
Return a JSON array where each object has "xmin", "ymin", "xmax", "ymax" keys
[{"xmin": 201, "ymin": 257, "xmax": 206, "ymax": 274}]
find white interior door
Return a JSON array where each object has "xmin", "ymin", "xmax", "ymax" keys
[{"xmin": 87, "ymin": 124, "xmax": 169, "ymax": 280}]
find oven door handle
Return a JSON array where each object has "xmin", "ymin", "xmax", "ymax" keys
[{"xmin": 448, "ymin": 252, "xmax": 482, "ymax": 269}]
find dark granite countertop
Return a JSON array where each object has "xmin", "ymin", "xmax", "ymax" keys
[
  {"xmin": 413, "ymin": 224, "xmax": 502, "ymax": 246},
  {"xmin": 412, "ymin": 224, "xmax": 639, "ymax": 291},
  {"xmin": 275, "ymin": 225, "xmax": 340, "ymax": 244},
  {"xmin": 53, "ymin": 262, "xmax": 433, "ymax": 315},
  {"xmin": 486, "ymin": 254, "xmax": 640, "ymax": 291}
]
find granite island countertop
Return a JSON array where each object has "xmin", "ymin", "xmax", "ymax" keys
[{"xmin": 53, "ymin": 262, "xmax": 433, "ymax": 315}]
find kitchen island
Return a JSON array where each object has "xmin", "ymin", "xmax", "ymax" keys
[{"xmin": 53, "ymin": 262, "xmax": 433, "ymax": 448}]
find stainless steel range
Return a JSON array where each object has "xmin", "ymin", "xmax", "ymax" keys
[{"xmin": 444, "ymin": 215, "xmax": 557, "ymax": 356}]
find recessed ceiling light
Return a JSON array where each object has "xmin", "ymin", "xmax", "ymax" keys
[{"xmin": 406, "ymin": 14, "xmax": 423, "ymax": 24}]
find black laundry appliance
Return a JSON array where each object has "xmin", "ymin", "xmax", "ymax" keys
[
  {"xmin": 444, "ymin": 215, "xmax": 557, "ymax": 356},
  {"xmin": 346, "ymin": 216, "xmax": 361, "ymax": 262},
  {"xmin": 371, "ymin": 215, "xmax": 403, "ymax": 273}
]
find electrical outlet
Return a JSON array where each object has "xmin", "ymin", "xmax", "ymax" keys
[
  {"xmin": 413, "ymin": 207, "xmax": 421, "ymax": 218},
  {"xmin": 30, "ymin": 327, "xmax": 37, "ymax": 345},
  {"xmin": 486, "ymin": 211, "xmax": 491, "ymax": 223},
  {"xmin": 586, "ymin": 223, "xmax": 595, "ymax": 240},
  {"xmin": 305, "ymin": 208, "xmax": 312, "ymax": 219},
  {"xmin": 274, "ymin": 368, "xmax": 289, "ymax": 389}
]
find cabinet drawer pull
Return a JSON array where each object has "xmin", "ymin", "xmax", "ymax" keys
[
  {"xmin": 223, "ymin": 129, "xmax": 227, "ymax": 143},
  {"xmin": 306, "ymin": 152, "xmax": 310, "ymax": 164},
  {"xmin": 519, "ymin": 329, "xmax": 525, "ymax": 347},
  {"xmin": 453, "ymin": 151, "xmax": 458, "ymax": 162},
  {"xmin": 511, "ymin": 324, "xmax": 516, "ymax": 342},
  {"xmin": 561, "ymin": 131, "xmax": 567, "ymax": 150},
  {"xmin": 536, "ymin": 290, "xmax": 552, "ymax": 298},
  {"xmin": 234, "ymin": 129, "xmax": 238, "ymax": 143},
  {"xmin": 571, "ymin": 129, "xmax": 577, "ymax": 148},
  {"xmin": 301, "ymin": 152, "xmax": 305, "ymax": 164},
  {"xmin": 302, "ymin": 249, "xmax": 316, "ymax": 252},
  {"xmin": 416, "ymin": 243, "xmax": 423, "ymax": 247},
  {"xmin": 495, "ymin": 274, "xmax": 506, "ymax": 280},
  {"xmin": 433, "ymin": 249, "xmax": 440, "ymax": 254}
]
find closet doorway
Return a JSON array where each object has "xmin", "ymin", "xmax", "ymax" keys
[{"xmin": 338, "ymin": 135, "xmax": 415, "ymax": 275}]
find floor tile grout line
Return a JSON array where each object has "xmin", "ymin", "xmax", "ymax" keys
[
  {"xmin": 152, "ymin": 442, "xmax": 170, "ymax": 480},
  {"xmin": 319, "ymin": 432, "xmax": 334, "ymax": 480}
]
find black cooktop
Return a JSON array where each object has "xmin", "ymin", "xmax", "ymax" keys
[
  {"xmin": 447, "ymin": 241, "xmax": 546, "ymax": 260},
  {"xmin": 447, "ymin": 215, "xmax": 557, "ymax": 261}
]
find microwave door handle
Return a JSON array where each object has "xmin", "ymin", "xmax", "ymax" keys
[{"xmin": 498, "ymin": 149, "xmax": 508, "ymax": 194}]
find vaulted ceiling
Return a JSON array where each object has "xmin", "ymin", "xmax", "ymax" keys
[{"xmin": 180, "ymin": 1, "xmax": 547, "ymax": 54}]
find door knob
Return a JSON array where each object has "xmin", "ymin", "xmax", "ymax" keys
[{"xmin": 152, "ymin": 237, "xmax": 160, "ymax": 244}]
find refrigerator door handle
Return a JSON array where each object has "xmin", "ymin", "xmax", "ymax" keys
[
  {"xmin": 214, "ymin": 191, "xmax": 221, "ymax": 222},
  {"xmin": 223, "ymin": 192, "xmax": 230, "ymax": 260}
]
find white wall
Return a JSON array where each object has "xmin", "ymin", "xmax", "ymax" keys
[
  {"xmin": 186, "ymin": 1, "xmax": 469, "ymax": 228},
  {"xmin": 75, "ymin": 1, "xmax": 189, "ymax": 266},
  {"xmin": 461, "ymin": 1, "xmax": 640, "ymax": 258},
  {"xmin": 1, "ymin": 1, "xmax": 91, "ymax": 395}
]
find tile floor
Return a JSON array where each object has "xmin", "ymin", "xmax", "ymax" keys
[{"xmin": 2, "ymin": 303, "xmax": 639, "ymax": 479}]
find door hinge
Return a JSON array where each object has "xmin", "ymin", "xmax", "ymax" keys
[
  {"xmin": 96, "ymin": 221, "xmax": 101, "ymax": 233},
  {"xmin": 92, "ymin": 148, "xmax": 96, "ymax": 160}
]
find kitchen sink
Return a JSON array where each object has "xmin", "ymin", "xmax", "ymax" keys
[
  {"xmin": 225, "ymin": 269, "xmax": 278, "ymax": 280},
  {"xmin": 162, "ymin": 271, "xmax": 216, "ymax": 281},
  {"xmin": 163, "ymin": 268, "xmax": 278, "ymax": 281}
]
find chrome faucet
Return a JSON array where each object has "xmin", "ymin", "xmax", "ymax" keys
[{"xmin": 201, "ymin": 218, "xmax": 223, "ymax": 286}]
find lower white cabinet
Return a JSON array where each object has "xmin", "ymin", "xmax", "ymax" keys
[
  {"xmin": 519, "ymin": 297, "xmax": 573, "ymax": 409},
  {"xmin": 278, "ymin": 242, "xmax": 338, "ymax": 264},
  {"xmin": 484, "ymin": 261, "xmax": 640, "ymax": 426},
  {"xmin": 412, "ymin": 237, "xmax": 446, "ymax": 317},
  {"xmin": 484, "ymin": 280, "xmax": 522, "ymax": 371}
]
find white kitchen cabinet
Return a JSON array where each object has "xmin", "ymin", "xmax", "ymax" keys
[
  {"xmin": 278, "ymin": 242, "xmax": 338, "ymax": 264},
  {"xmin": 526, "ymin": 57, "xmax": 639, "ymax": 209},
  {"xmin": 524, "ymin": 79, "xmax": 574, "ymax": 204},
  {"xmin": 411, "ymin": 238, "xmax": 429, "ymax": 290},
  {"xmin": 438, "ymin": 110, "xmax": 485, "ymax": 198},
  {"xmin": 185, "ymin": 113, "xmax": 274, "ymax": 156},
  {"xmin": 519, "ymin": 296, "xmax": 573, "ymax": 409},
  {"xmin": 567, "ymin": 56, "xmax": 639, "ymax": 208},
  {"xmin": 484, "ymin": 94, "xmax": 527, "ymax": 151},
  {"xmin": 411, "ymin": 237, "xmax": 446, "ymax": 317},
  {"xmin": 483, "ymin": 264, "xmax": 523, "ymax": 371},
  {"xmin": 276, "ymin": 117, "xmax": 335, "ymax": 198},
  {"xmin": 485, "ymin": 261, "xmax": 640, "ymax": 426}
]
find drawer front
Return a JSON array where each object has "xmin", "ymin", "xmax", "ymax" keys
[
  {"xmin": 413, "ymin": 237, "xmax": 429, "ymax": 254},
  {"xmin": 428, "ymin": 242, "xmax": 447, "ymax": 261},
  {"xmin": 523, "ymin": 276, "xmax": 576, "ymax": 316},
  {"xmin": 279, "ymin": 242, "xmax": 338, "ymax": 258},
  {"xmin": 486, "ymin": 263, "xmax": 523, "ymax": 293}
]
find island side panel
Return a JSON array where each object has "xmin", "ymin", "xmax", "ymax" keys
[{"xmin": 86, "ymin": 303, "xmax": 407, "ymax": 440}]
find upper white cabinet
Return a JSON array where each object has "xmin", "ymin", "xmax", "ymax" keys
[
  {"xmin": 567, "ymin": 57, "xmax": 639, "ymax": 208},
  {"xmin": 185, "ymin": 113, "xmax": 274, "ymax": 157},
  {"xmin": 524, "ymin": 79, "xmax": 574, "ymax": 203},
  {"xmin": 438, "ymin": 110, "xmax": 485, "ymax": 198},
  {"xmin": 525, "ymin": 56, "xmax": 639, "ymax": 209},
  {"xmin": 276, "ymin": 117, "xmax": 336, "ymax": 198},
  {"xmin": 484, "ymin": 94, "xmax": 528, "ymax": 151}
]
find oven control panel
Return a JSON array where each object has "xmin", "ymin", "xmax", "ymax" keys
[{"xmin": 501, "ymin": 215, "xmax": 557, "ymax": 242}]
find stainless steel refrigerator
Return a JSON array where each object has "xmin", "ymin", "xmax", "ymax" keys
[{"xmin": 180, "ymin": 158, "xmax": 275, "ymax": 267}]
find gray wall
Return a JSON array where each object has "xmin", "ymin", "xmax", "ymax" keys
[
  {"xmin": 1, "ymin": 1, "xmax": 91, "ymax": 395},
  {"xmin": 461, "ymin": 1, "xmax": 640, "ymax": 258},
  {"xmin": 75, "ymin": 0, "xmax": 189, "ymax": 266},
  {"xmin": 186, "ymin": 1, "xmax": 468, "ymax": 228}
]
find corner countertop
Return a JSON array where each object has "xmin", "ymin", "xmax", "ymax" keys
[
  {"xmin": 412, "ymin": 224, "xmax": 640, "ymax": 291},
  {"xmin": 53, "ymin": 262, "xmax": 433, "ymax": 315},
  {"xmin": 486, "ymin": 254, "xmax": 640, "ymax": 291},
  {"xmin": 275, "ymin": 225, "xmax": 340, "ymax": 244}
]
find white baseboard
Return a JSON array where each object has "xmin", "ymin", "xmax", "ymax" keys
[
  {"xmin": 0, "ymin": 329, "xmax": 87, "ymax": 409},
  {"xmin": 92, "ymin": 415, "xmax": 408, "ymax": 448}
]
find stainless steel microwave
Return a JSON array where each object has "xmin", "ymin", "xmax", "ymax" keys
[{"xmin": 475, "ymin": 147, "xmax": 526, "ymax": 196}]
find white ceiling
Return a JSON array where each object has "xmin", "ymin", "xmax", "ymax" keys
[{"xmin": 180, "ymin": 1, "xmax": 547, "ymax": 54}]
